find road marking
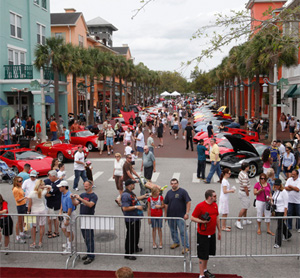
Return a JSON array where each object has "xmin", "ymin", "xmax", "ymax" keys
[
  {"xmin": 192, "ymin": 173, "xmax": 201, "ymax": 183},
  {"xmin": 152, "ymin": 172, "xmax": 160, "ymax": 182},
  {"xmin": 108, "ymin": 176, "xmax": 114, "ymax": 182},
  {"xmin": 88, "ymin": 158, "xmax": 141, "ymax": 162},
  {"xmin": 93, "ymin": 171, "xmax": 103, "ymax": 180},
  {"xmin": 67, "ymin": 175, "xmax": 75, "ymax": 181},
  {"xmin": 172, "ymin": 173, "xmax": 180, "ymax": 181}
]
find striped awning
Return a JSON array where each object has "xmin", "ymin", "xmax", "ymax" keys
[{"xmin": 283, "ymin": 84, "xmax": 297, "ymax": 98}]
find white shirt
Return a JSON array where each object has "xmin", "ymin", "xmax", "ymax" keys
[
  {"xmin": 74, "ymin": 151, "xmax": 85, "ymax": 171},
  {"xmin": 114, "ymin": 159, "xmax": 124, "ymax": 176},
  {"xmin": 273, "ymin": 189, "xmax": 289, "ymax": 213},
  {"xmin": 136, "ymin": 133, "xmax": 145, "ymax": 148},
  {"xmin": 28, "ymin": 189, "xmax": 47, "ymax": 213},
  {"xmin": 278, "ymin": 144, "xmax": 285, "ymax": 158},
  {"xmin": 124, "ymin": 130, "xmax": 132, "ymax": 141},
  {"xmin": 22, "ymin": 178, "xmax": 37, "ymax": 198},
  {"xmin": 57, "ymin": 170, "xmax": 66, "ymax": 179},
  {"xmin": 141, "ymin": 114, "xmax": 146, "ymax": 123},
  {"xmin": 285, "ymin": 177, "xmax": 300, "ymax": 204},
  {"xmin": 220, "ymin": 178, "xmax": 230, "ymax": 201},
  {"xmin": 125, "ymin": 146, "xmax": 132, "ymax": 155}
]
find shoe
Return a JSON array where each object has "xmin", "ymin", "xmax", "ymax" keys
[
  {"xmin": 135, "ymin": 248, "xmax": 143, "ymax": 252},
  {"xmin": 83, "ymin": 257, "xmax": 94, "ymax": 265},
  {"xmin": 153, "ymin": 244, "xmax": 157, "ymax": 249},
  {"xmin": 159, "ymin": 245, "xmax": 163, "ymax": 249},
  {"xmin": 181, "ymin": 248, "xmax": 189, "ymax": 254},
  {"xmin": 108, "ymin": 152, "xmax": 110, "ymax": 155},
  {"xmin": 16, "ymin": 238, "xmax": 26, "ymax": 244},
  {"xmin": 204, "ymin": 269, "xmax": 215, "ymax": 278},
  {"xmin": 82, "ymin": 255, "xmax": 88, "ymax": 260},
  {"xmin": 267, "ymin": 231, "xmax": 275, "ymax": 236},
  {"xmin": 21, "ymin": 233, "xmax": 31, "ymax": 239},
  {"xmin": 124, "ymin": 256, "xmax": 136, "ymax": 260},
  {"xmin": 170, "ymin": 243, "xmax": 180, "ymax": 249},
  {"xmin": 111, "ymin": 150, "xmax": 114, "ymax": 154},
  {"xmin": 235, "ymin": 221, "xmax": 243, "ymax": 230},
  {"xmin": 242, "ymin": 220, "xmax": 252, "ymax": 225},
  {"xmin": 273, "ymin": 244, "xmax": 280, "ymax": 249},
  {"xmin": 29, "ymin": 243, "xmax": 36, "ymax": 248},
  {"xmin": 116, "ymin": 142, "xmax": 120, "ymax": 144},
  {"xmin": 62, "ymin": 243, "xmax": 67, "ymax": 248},
  {"xmin": 62, "ymin": 247, "xmax": 71, "ymax": 254},
  {"xmin": 283, "ymin": 235, "xmax": 292, "ymax": 241},
  {"xmin": 203, "ymin": 180, "xmax": 210, "ymax": 184},
  {"xmin": 75, "ymin": 188, "xmax": 79, "ymax": 191},
  {"xmin": 38, "ymin": 242, "xmax": 43, "ymax": 248}
]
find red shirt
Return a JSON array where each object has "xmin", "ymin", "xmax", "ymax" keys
[
  {"xmin": 192, "ymin": 201, "xmax": 219, "ymax": 236},
  {"xmin": 0, "ymin": 201, "xmax": 8, "ymax": 218},
  {"xmin": 50, "ymin": 121, "xmax": 57, "ymax": 132},
  {"xmin": 36, "ymin": 123, "xmax": 41, "ymax": 133},
  {"xmin": 147, "ymin": 195, "xmax": 163, "ymax": 217}
]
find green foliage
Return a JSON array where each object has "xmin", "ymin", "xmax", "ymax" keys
[
  {"xmin": 157, "ymin": 71, "xmax": 189, "ymax": 94},
  {"xmin": 189, "ymin": 70, "xmax": 213, "ymax": 98}
]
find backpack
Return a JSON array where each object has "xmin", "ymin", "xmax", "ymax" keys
[{"xmin": 16, "ymin": 126, "xmax": 21, "ymax": 135}]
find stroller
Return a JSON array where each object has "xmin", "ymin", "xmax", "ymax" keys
[{"xmin": 0, "ymin": 159, "xmax": 16, "ymax": 184}]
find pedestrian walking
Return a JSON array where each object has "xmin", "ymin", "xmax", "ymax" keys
[
  {"xmin": 282, "ymin": 146, "xmax": 295, "ymax": 179},
  {"xmin": 135, "ymin": 127, "xmax": 145, "ymax": 157},
  {"xmin": 73, "ymin": 146, "xmax": 88, "ymax": 191},
  {"xmin": 280, "ymin": 112, "xmax": 287, "ymax": 132},
  {"xmin": 204, "ymin": 138, "xmax": 221, "ymax": 184},
  {"xmin": 268, "ymin": 140, "xmax": 280, "ymax": 178},
  {"xmin": 105, "ymin": 124, "xmax": 115, "ymax": 155},
  {"xmin": 197, "ymin": 139, "xmax": 207, "ymax": 179},
  {"xmin": 207, "ymin": 121, "xmax": 214, "ymax": 138},
  {"xmin": 157, "ymin": 119, "xmax": 164, "ymax": 147},
  {"xmin": 97, "ymin": 128, "xmax": 105, "ymax": 155},
  {"xmin": 50, "ymin": 118, "xmax": 58, "ymax": 141},
  {"xmin": 289, "ymin": 116, "xmax": 296, "ymax": 140},
  {"xmin": 35, "ymin": 120, "xmax": 42, "ymax": 143},
  {"xmin": 147, "ymin": 132, "xmax": 155, "ymax": 153},
  {"xmin": 172, "ymin": 117, "xmax": 179, "ymax": 139},
  {"xmin": 63, "ymin": 126, "xmax": 70, "ymax": 143},
  {"xmin": 184, "ymin": 121, "xmax": 194, "ymax": 151},
  {"xmin": 113, "ymin": 153, "xmax": 124, "ymax": 206},
  {"xmin": 141, "ymin": 146, "xmax": 156, "ymax": 182},
  {"xmin": 85, "ymin": 161, "xmax": 95, "ymax": 187}
]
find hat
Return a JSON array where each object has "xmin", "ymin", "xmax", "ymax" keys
[
  {"xmin": 125, "ymin": 179, "xmax": 136, "ymax": 187},
  {"xmin": 57, "ymin": 180, "xmax": 68, "ymax": 188},
  {"xmin": 86, "ymin": 161, "xmax": 91, "ymax": 165},
  {"xmin": 29, "ymin": 170, "xmax": 38, "ymax": 177},
  {"xmin": 274, "ymin": 179, "xmax": 282, "ymax": 186}
]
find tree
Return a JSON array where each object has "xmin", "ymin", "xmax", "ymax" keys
[{"xmin": 190, "ymin": 70, "xmax": 213, "ymax": 98}]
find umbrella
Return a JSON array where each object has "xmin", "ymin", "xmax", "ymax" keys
[
  {"xmin": 160, "ymin": 91, "xmax": 170, "ymax": 96},
  {"xmin": 171, "ymin": 91, "xmax": 180, "ymax": 96}
]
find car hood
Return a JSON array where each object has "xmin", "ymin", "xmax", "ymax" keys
[{"xmin": 224, "ymin": 135, "xmax": 259, "ymax": 156}]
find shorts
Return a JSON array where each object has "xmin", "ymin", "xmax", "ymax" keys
[
  {"xmin": 106, "ymin": 137, "xmax": 114, "ymax": 146},
  {"xmin": 289, "ymin": 126, "xmax": 295, "ymax": 133},
  {"xmin": 158, "ymin": 132, "xmax": 163, "ymax": 138},
  {"xmin": 61, "ymin": 211, "xmax": 76, "ymax": 232},
  {"xmin": 137, "ymin": 146, "xmax": 144, "ymax": 153},
  {"xmin": 47, "ymin": 207, "xmax": 60, "ymax": 219},
  {"xmin": 283, "ymin": 166, "xmax": 294, "ymax": 173},
  {"xmin": 36, "ymin": 133, "xmax": 42, "ymax": 140},
  {"xmin": 17, "ymin": 204, "xmax": 27, "ymax": 214},
  {"xmin": 0, "ymin": 216, "xmax": 13, "ymax": 236},
  {"xmin": 238, "ymin": 190, "xmax": 251, "ymax": 209},
  {"xmin": 197, "ymin": 233, "xmax": 216, "ymax": 260},
  {"xmin": 114, "ymin": 175, "xmax": 123, "ymax": 191},
  {"xmin": 151, "ymin": 218, "xmax": 163, "ymax": 228},
  {"xmin": 31, "ymin": 210, "xmax": 47, "ymax": 226}
]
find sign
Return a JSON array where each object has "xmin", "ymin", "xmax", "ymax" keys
[{"xmin": 271, "ymin": 104, "xmax": 287, "ymax": 107}]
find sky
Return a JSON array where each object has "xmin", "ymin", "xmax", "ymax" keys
[{"xmin": 50, "ymin": 0, "xmax": 293, "ymax": 79}]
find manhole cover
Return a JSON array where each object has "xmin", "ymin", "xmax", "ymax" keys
[{"xmin": 95, "ymin": 232, "xmax": 118, "ymax": 243}]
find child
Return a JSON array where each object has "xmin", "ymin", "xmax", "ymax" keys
[
  {"xmin": 124, "ymin": 141, "xmax": 132, "ymax": 156},
  {"xmin": 85, "ymin": 161, "xmax": 95, "ymax": 188},
  {"xmin": 147, "ymin": 187, "xmax": 164, "ymax": 249},
  {"xmin": 130, "ymin": 150, "xmax": 137, "ymax": 166},
  {"xmin": 57, "ymin": 163, "xmax": 66, "ymax": 180}
]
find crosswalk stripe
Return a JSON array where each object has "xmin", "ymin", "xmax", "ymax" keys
[
  {"xmin": 152, "ymin": 172, "xmax": 160, "ymax": 182},
  {"xmin": 192, "ymin": 173, "xmax": 200, "ymax": 183},
  {"xmin": 93, "ymin": 171, "xmax": 103, "ymax": 180},
  {"xmin": 108, "ymin": 176, "xmax": 114, "ymax": 182},
  {"xmin": 172, "ymin": 172, "xmax": 180, "ymax": 180},
  {"xmin": 67, "ymin": 175, "xmax": 75, "ymax": 181}
]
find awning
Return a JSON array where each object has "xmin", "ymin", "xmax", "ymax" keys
[
  {"xmin": 283, "ymin": 84, "xmax": 297, "ymax": 98},
  {"xmin": 0, "ymin": 98, "xmax": 8, "ymax": 106},
  {"xmin": 290, "ymin": 87, "xmax": 300, "ymax": 98},
  {"xmin": 45, "ymin": 95, "xmax": 55, "ymax": 104}
]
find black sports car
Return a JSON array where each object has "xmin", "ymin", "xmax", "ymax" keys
[{"xmin": 220, "ymin": 135, "xmax": 263, "ymax": 178}]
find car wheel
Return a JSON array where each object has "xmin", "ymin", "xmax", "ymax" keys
[
  {"xmin": 12, "ymin": 166, "xmax": 19, "ymax": 175},
  {"xmin": 86, "ymin": 142, "xmax": 94, "ymax": 151},
  {"xmin": 248, "ymin": 163, "xmax": 257, "ymax": 178},
  {"xmin": 57, "ymin": 152, "xmax": 65, "ymax": 162},
  {"xmin": 37, "ymin": 148, "xmax": 42, "ymax": 153}
]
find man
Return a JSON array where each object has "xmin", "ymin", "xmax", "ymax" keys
[
  {"xmin": 35, "ymin": 120, "xmax": 42, "ymax": 143},
  {"xmin": 164, "ymin": 178, "xmax": 191, "ymax": 254},
  {"xmin": 123, "ymin": 154, "xmax": 141, "ymax": 191},
  {"xmin": 70, "ymin": 120, "xmax": 80, "ymax": 132},
  {"xmin": 135, "ymin": 127, "xmax": 145, "ymax": 157},
  {"xmin": 50, "ymin": 118, "xmax": 58, "ymax": 141},
  {"xmin": 71, "ymin": 180, "xmax": 98, "ymax": 265},
  {"xmin": 276, "ymin": 140, "xmax": 285, "ymax": 178},
  {"xmin": 207, "ymin": 121, "xmax": 214, "ymax": 138},
  {"xmin": 17, "ymin": 163, "xmax": 31, "ymax": 181},
  {"xmin": 184, "ymin": 121, "xmax": 194, "ymax": 151},
  {"xmin": 63, "ymin": 126, "xmax": 70, "ymax": 143},
  {"xmin": 141, "ymin": 146, "xmax": 156, "ymax": 182},
  {"xmin": 22, "ymin": 170, "xmax": 39, "ymax": 206},
  {"xmin": 235, "ymin": 162, "xmax": 251, "ymax": 230},
  {"xmin": 285, "ymin": 170, "xmax": 300, "ymax": 232},
  {"xmin": 268, "ymin": 140, "xmax": 280, "ymax": 178},
  {"xmin": 73, "ymin": 145, "xmax": 88, "ymax": 191},
  {"xmin": 57, "ymin": 180, "xmax": 76, "ymax": 253},
  {"xmin": 141, "ymin": 112, "xmax": 147, "ymax": 128},
  {"xmin": 180, "ymin": 117, "xmax": 188, "ymax": 139},
  {"xmin": 105, "ymin": 124, "xmax": 115, "ymax": 155},
  {"xmin": 147, "ymin": 131, "xmax": 155, "ymax": 153},
  {"xmin": 191, "ymin": 189, "xmax": 221, "ymax": 278},
  {"xmin": 204, "ymin": 138, "xmax": 221, "ymax": 184},
  {"xmin": 197, "ymin": 139, "xmax": 207, "ymax": 179},
  {"xmin": 121, "ymin": 179, "xmax": 147, "ymax": 260},
  {"xmin": 1, "ymin": 124, "xmax": 11, "ymax": 145},
  {"xmin": 59, "ymin": 115, "xmax": 64, "ymax": 134},
  {"xmin": 45, "ymin": 170, "xmax": 62, "ymax": 238}
]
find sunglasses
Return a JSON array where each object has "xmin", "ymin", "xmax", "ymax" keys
[
  {"xmin": 127, "ymin": 157, "xmax": 132, "ymax": 160},
  {"xmin": 17, "ymin": 180, "xmax": 23, "ymax": 183},
  {"xmin": 212, "ymin": 195, "xmax": 217, "ymax": 197},
  {"xmin": 260, "ymin": 177, "xmax": 266, "ymax": 180}
]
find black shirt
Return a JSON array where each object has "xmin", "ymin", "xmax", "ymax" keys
[
  {"xmin": 45, "ymin": 178, "xmax": 62, "ymax": 210},
  {"xmin": 185, "ymin": 126, "xmax": 193, "ymax": 138},
  {"xmin": 207, "ymin": 125, "xmax": 213, "ymax": 137},
  {"xmin": 79, "ymin": 192, "xmax": 98, "ymax": 215}
]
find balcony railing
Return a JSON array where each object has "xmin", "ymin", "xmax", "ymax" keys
[
  {"xmin": 4, "ymin": 65, "xmax": 33, "ymax": 79},
  {"xmin": 44, "ymin": 67, "xmax": 66, "ymax": 82}
]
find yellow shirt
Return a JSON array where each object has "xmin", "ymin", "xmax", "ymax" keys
[
  {"xmin": 209, "ymin": 144, "xmax": 220, "ymax": 162},
  {"xmin": 13, "ymin": 187, "xmax": 26, "ymax": 206}
]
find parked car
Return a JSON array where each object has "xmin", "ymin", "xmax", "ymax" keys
[{"xmin": 59, "ymin": 130, "xmax": 98, "ymax": 151}]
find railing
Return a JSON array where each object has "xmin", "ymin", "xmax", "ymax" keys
[
  {"xmin": 4, "ymin": 65, "xmax": 33, "ymax": 79},
  {"xmin": 44, "ymin": 67, "xmax": 66, "ymax": 82}
]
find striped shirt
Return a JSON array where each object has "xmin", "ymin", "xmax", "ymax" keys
[{"xmin": 238, "ymin": 170, "xmax": 250, "ymax": 191}]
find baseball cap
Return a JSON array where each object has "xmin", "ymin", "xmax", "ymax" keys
[
  {"xmin": 125, "ymin": 179, "xmax": 136, "ymax": 187},
  {"xmin": 86, "ymin": 161, "xmax": 91, "ymax": 165},
  {"xmin": 29, "ymin": 170, "xmax": 38, "ymax": 177},
  {"xmin": 57, "ymin": 180, "xmax": 68, "ymax": 188}
]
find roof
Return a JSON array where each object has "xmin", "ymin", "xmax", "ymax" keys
[
  {"xmin": 51, "ymin": 12, "xmax": 82, "ymax": 26},
  {"xmin": 245, "ymin": 0, "xmax": 287, "ymax": 9},
  {"xmin": 87, "ymin": 17, "xmax": 118, "ymax": 31},
  {"xmin": 111, "ymin": 46, "xmax": 129, "ymax": 55}
]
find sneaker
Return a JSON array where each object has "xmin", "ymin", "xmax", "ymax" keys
[
  {"xmin": 273, "ymin": 244, "xmax": 280, "ymax": 249},
  {"xmin": 62, "ymin": 247, "xmax": 71, "ymax": 254},
  {"xmin": 62, "ymin": 243, "xmax": 67, "ymax": 248},
  {"xmin": 116, "ymin": 142, "xmax": 120, "ymax": 144},
  {"xmin": 181, "ymin": 248, "xmax": 189, "ymax": 254},
  {"xmin": 170, "ymin": 243, "xmax": 180, "ymax": 249},
  {"xmin": 235, "ymin": 221, "xmax": 243, "ymax": 230},
  {"xmin": 16, "ymin": 238, "xmax": 26, "ymax": 244},
  {"xmin": 108, "ymin": 152, "xmax": 110, "ymax": 155},
  {"xmin": 21, "ymin": 233, "xmax": 31, "ymax": 239},
  {"xmin": 283, "ymin": 235, "xmax": 292, "ymax": 241},
  {"xmin": 83, "ymin": 257, "xmax": 94, "ymax": 265},
  {"xmin": 111, "ymin": 150, "xmax": 114, "ymax": 154},
  {"xmin": 204, "ymin": 269, "xmax": 215, "ymax": 278},
  {"xmin": 242, "ymin": 220, "xmax": 252, "ymax": 225},
  {"xmin": 75, "ymin": 188, "xmax": 79, "ymax": 191}
]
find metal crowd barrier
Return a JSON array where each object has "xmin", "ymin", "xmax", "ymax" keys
[
  {"xmin": 72, "ymin": 215, "xmax": 188, "ymax": 272},
  {"xmin": 188, "ymin": 216, "xmax": 300, "ymax": 272},
  {"xmin": 0, "ymin": 213, "xmax": 73, "ymax": 268}
]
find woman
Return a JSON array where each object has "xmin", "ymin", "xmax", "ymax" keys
[
  {"xmin": 27, "ymin": 180, "xmax": 51, "ymax": 248},
  {"xmin": 97, "ymin": 128, "xmax": 105, "ymax": 155},
  {"xmin": 51, "ymin": 158, "xmax": 59, "ymax": 171},
  {"xmin": 266, "ymin": 168, "xmax": 275, "ymax": 194},
  {"xmin": 254, "ymin": 173, "xmax": 274, "ymax": 235},
  {"xmin": 219, "ymin": 168, "xmax": 235, "ymax": 232},
  {"xmin": 271, "ymin": 179, "xmax": 292, "ymax": 248},
  {"xmin": 219, "ymin": 122, "xmax": 225, "ymax": 132},
  {"xmin": 157, "ymin": 119, "xmax": 164, "ymax": 147},
  {"xmin": 123, "ymin": 127, "xmax": 132, "ymax": 146},
  {"xmin": 113, "ymin": 153, "xmax": 124, "ymax": 206},
  {"xmin": 280, "ymin": 112, "xmax": 287, "ymax": 132},
  {"xmin": 261, "ymin": 148, "xmax": 271, "ymax": 174},
  {"xmin": 167, "ymin": 113, "xmax": 172, "ymax": 135},
  {"xmin": 114, "ymin": 119, "xmax": 122, "ymax": 145},
  {"xmin": 172, "ymin": 117, "xmax": 179, "ymax": 139},
  {"xmin": 12, "ymin": 176, "xmax": 29, "ymax": 243},
  {"xmin": 282, "ymin": 146, "xmax": 295, "ymax": 179},
  {"xmin": 0, "ymin": 194, "xmax": 13, "ymax": 254}
]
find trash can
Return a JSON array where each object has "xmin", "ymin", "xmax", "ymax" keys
[
  {"xmin": 19, "ymin": 138, "xmax": 30, "ymax": 148},
  {"xmin": 238, "ymin": 116, "xmax": 245, "ymax": 126}
]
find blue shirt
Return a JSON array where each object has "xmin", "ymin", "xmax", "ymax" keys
[
  {"xmin": 21, "ymin": 120, "xmax": 27, "ymax": 128},
  {"xmin": 197, "ymin": 144, "xmax": 207, "ymax": 161},
  {"xmin": 17, "ymin": 172, "xmax": 30, "ymax": 181},
  {"xmin": 164, "ymin": 188, "xmax": 191, "ymax": 218},
  {"xmin": 64, "ymin": 129, "xmax": 70, "ymax": 140},
  {"xmin": 61, "ymin": 191, "xmax": 75, "ymax": 213},
  {"xmin": 121, "ymin": 190, "xmax": 142, "ymax": 222},
  {"xmin": 268, "ymin": 146, "xmax": 279, "ymax": 162}
]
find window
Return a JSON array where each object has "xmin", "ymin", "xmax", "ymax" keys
[
  {"xmin": 37, "ymin": 23, "xmax": 46, "ymax": 45},
  {"xmin": 34, "ymin": 0, "xmax": 39, "ymax": 5},
  {"xmin": 79, "ymin": 35, "xmax": 84, "ymax": 47},
  {"xmin": 8, "ymin": 50, "xmax": 13, "ymax": 65},
  {"xmin": 292, "ymin": 99, "xmax": 298, "ymax": 117},
  {"xmin": 7, "ymin": 47, "xmax": 26, "ymax": 65},
  {"xmin": 10, "ymin": 12, "xmax": 22, "ymax": 39},
  {"xmin": 42, "ymin": 0, "xmax": 47, "ymax": 9}
]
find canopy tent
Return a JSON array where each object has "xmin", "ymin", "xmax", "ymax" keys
[
  {"xmin": 171, "ymin": 91, "xmax": 181, "ymax": 96},
  {"xmin": 160, "ymin": 91, "xmax": 170, "ymax": 96}
]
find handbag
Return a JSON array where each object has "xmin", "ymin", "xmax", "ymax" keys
[
  {"xmin": 262, "ymin": 183, "xmax": 271, "ymax": 211},
  {"xmin": 253, "ymin": 199, "xmax": 256, "ymax": 207}
]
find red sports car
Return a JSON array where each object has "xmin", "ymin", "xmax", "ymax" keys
[
  {"xmin": 35, "ymin": 140, "xmax": 89, "ymax": 162},
  {"xmin": 59, "ymin": 130, "xmax": 98, "ymax": 151},
  {"xmin": 0, "ymin": 145, "xmax": 52, "ymax": 176}
]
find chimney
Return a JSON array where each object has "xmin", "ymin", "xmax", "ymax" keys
[
  {"xmin": 122, "ymin": 44, "xmax": 128, "ymax": 47},
  {"xmin": 64, "ymin": 8, "xmax": 76, "ymax": 13}
]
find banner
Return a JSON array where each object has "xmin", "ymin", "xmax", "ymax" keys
[{"xmin": 120, "ymin": 110, "xmax": 135, "ymax": 124}]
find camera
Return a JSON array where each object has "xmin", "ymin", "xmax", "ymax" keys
[{"xmin": 201, "ymin": 212, "xmax": 211, "ymax": 222}]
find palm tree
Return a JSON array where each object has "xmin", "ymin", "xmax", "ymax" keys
[{"xmin": 114, "ymin": 55, "xmax": 128, "ymax": 109}]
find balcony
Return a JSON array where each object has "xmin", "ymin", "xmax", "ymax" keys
[
  {"xmin": 4, "ymin": 65, "xmax": 33, "ymax": 79},
  {"xmin": 44, "ymin": 67, "xmax": 66, "ymax": 82}
]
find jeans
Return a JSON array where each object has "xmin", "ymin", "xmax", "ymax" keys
[
  {"xmin": 197, "ymin": 160, "xmax": 206, "ymax": 179},
  {"xmin": 276, "ymin": 158, "xmax": 282, "ymax": 178},
  {"xmin": 287, "ymin": 203, "xmax": 300, "ymax": 230},
  {"xmin": 186, "ymin": 136, "xmax": 193, "ymax": 150},
  {"xmin": 271, "ymin": 161, "xmax": 279, "ymax": 179},
  {"xmin": 125, "ymin": 220, "xmax": 140, "ymax": 254},
  {"xmin": 51, "ymin": 131, "xmax": 57, "ymax": 141},
  {"xmin": 81, "ymin": 229, "xmax": 95, "ymax": 259},
  {"xmin": 275, "ymin": 212, "xmax": 292, "ymax": 246},
  {"xmin": 73, "ymin": 170, "xmax": 88, "ymax": 189},
  {"xmin": 206, "ymin": 161, "xmax": 222, "ymax": 183},
  {"xmin": 168, "ymin": 219, "xmax": 189, "ymax": 248}
]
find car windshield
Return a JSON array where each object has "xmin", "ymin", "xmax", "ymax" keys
[
  {"xmin": 218, "ymin": 139, "xmax": 233, "ymax": 149},
  {"xmin": 52, "ymin": 140, "xmax": 61, "ymax": 145},
  {"xmin": 77, "ymin": 131, "xmax": 94, "ymax": 137},
  {"xmin": 253, "ymin": 144, "xmax": 267, "ymax": 156},
  {"xmin": 15, "ymin": 151, "xmax": 46, "ymax": 160}
]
